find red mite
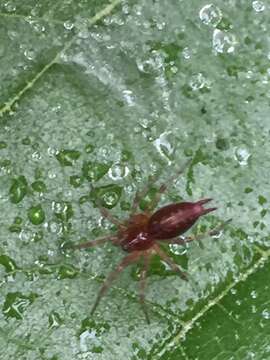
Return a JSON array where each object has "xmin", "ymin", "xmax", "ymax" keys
[{"xmin": 73, "ymin": 161, "xmax": 228, "ymax": 323}]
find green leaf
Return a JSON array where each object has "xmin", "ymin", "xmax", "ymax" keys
[{"xmin": 1, "ymin": 0, "xmax": 270, "ymax": 359}]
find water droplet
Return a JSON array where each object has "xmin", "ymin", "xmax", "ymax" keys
[
  {"xmin": 48, "ymin": 311, "xmax": 62, "ymax": 329},
  {"xmin": 4, "ymin": 1, "xmax": 16, "ymax": 12},
  {"xmin": 47, "ymin": 220, "xmax": 61, "ymax": 234},
  {"xmin": 212, "ymin": 29, "xmax": 236, "ymax": 54},
  {"xmin": 52, "ymin": 201, "xmax": 67, "ymax": 213},
  {"xmin": 234, "ymin": 147, "xmax": 251, "ymax": 166},
  {"xmin": 153, "ymin": 132, "xmax": 174, "ymax": 162},
  {"xmin": 182, "ymin": 47, "xmax": 192, "ymax": 60},
  {"xmin": 19, "ymin": 228, "xmax": 34, "ymax": 242},
  {"xmin": 262, "ymin": 309, "xmax": 270, "ymax": 319},
  {"xmin": 231, "ymin": 288, "xmax": 237, "ymax": 295},
  {"xmin": 82, "ymin": 161, "xmax": 110, "ymax": 182},
  {"xmin": 136, "ymin": 52, "xmax": 164, "ymax": 74},
  {"xmin": 250, "ymin": 290, "xmax": 257, "ymax": 298},
  {"xmin": 29, "ymin": 20, "xmax": 45, "ymax": 32},
  {"xmin": 48, "ymin": 169, "xmax": 57, "ymax": 179},
  {"xmin": 31, "ymin": 180, "xmax": 46, "ymax": 193},
  {"xmin": 23, "ymin": 48, "xmax": 36, "ymax": 61},
  {"xmin": 108, "ymin": 163, "xmax": 129, "ymax": 180},
  {"xmin": 64, "ymin": 20, "xmax": 74, "ymax": 30},
  {"xmin": 199, "ymin": 4, "xmax": 222, "ymax": 27},
  {"xmin": 32, "ymin": 150, "xmax": 41, "ymax": 161},
  {"xmin": 169, "ymin": 243, "xmax": 188, "ymax": 255},
  {"xmin": 9, "ymin": 176, "xmax": 28, "ymax": 204},
  {"xmin": 57, "ymin": 264, "xmax": 78, "ymax": 279},
  {"xmin": 3, "ymin": 292, "xmax": 38, "ymax": 319},
  {"xmin": 251, "ymin": 305, "xmax": 257, "ymax": 313},
  {"xmin": 55, "ymin": 149, "xmax": 81, "ymax": 166},
  {"xmin": 122, "ymin": 89, "xmax": 135, "ymax": 106},
  {"xmin": 28, "ymin": 204, "xmax": 45, "ymax": 225},
  {"xmin": 252, "ymin": 1, "xmax": 265, "ymax": 12},
  {"xmin": 189, "ymin": 73, "xmax": 207, "ymax": 91}
]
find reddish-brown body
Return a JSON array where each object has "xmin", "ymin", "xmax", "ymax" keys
[
  {"xmin": 73, "ymin": 161, "xmax": 227, "ymax": 323},
  {"xmin": 119, "ymin": 199, "xmax": 216, "ymax": 252}
]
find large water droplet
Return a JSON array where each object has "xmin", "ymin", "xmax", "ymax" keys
[
  {"xmin": 212, "ymin": 29, "xmax": 236, "ymax": 54},
  {"xmin": 28, "ymin": 204, "xmax": 45, "ymax": 225},
  {"xmin": 109, "ymin": 163, "xmax": 129, "ymax": 180},
  {"xmin": 252, "ymin": 1, "xmax": 265, "ymax": 12},
  {"xmin": 199, "ymin": 4, "xmax": 222, "ymax": 27},
  {"xmin": 234, "ymin": 147, "xmax": 251, "ymax": 166},
  {"xmin": 262, "ymin": 309, "xmax": 270, "ymax": 319},
  {"xmin": 64, "ymin": 20, "xmax": 74, "ymax": 30}
]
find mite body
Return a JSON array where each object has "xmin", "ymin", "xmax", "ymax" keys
[
  {"xmin": 73, "ymin": 161, "xmax": 228, "ymax": 323},
  {"xmin": 120, "ymin": 199, "xmax": 216, "ymax": 252}
]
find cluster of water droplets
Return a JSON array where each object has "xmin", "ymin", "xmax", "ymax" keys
[{"xmin": 199, "ymin": 3, "xmax": 237, "ymax": 54}]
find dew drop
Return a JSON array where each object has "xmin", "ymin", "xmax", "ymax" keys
[
  {"xmin": 30, "ymin": 21, "xmax": 45, "ymax": 33},
  {"xmin": 262, "ymin": 309, "xmax": 270, "ymax": 319},
  {"xmin": 122, "ymin": 89, "xmax": 135, "ymax": 106},
  {"xmin": 250, "ymin": 290, "xmax": 257, "ymax": 299},
  {"xmin": 252, "ymin": 1, "xmax": 265, "ymax": 12},
  {"xmin": 153, "ymin": 131, "xmax": 174, "ymax": 162},
  {"xmin": 32, "ymin": 150, "xmax": 41, "ymax": 161},
  {"xmin": 4, "ymin": 1, "xmax": 16, "ymax": 12},
  {"xmin": 19, "ymin": 228, "xmax": 34, "ymax": 242},
  {"xmin": 212, "ymin": 29, "xmax": 236, "ymax": 54},
  {"xmin": 28, "ymin": 204, "xmax": 45, "ymax": 225},
  {"xmin": 24, "ymin": 48, "xmax": 36, "ymax": 61},
  {"xmin": 234, "ymin": 147, "xmax": 251, "ymax": 166},
  {"xmin": 64, "ymin": 20, "xmax": 74, "ymax": 30},
  {"xmin": 199, "ymin": 4, "xmax": 222, "ymax": 27},
  {"xmin": 52, "ymin": 201, "xmax": 67, "ymax": 214},
  {"xmin": 48, "ymin": 169, "xmax": 57, "ymax": 179},
  {"xmin": 251, "ymin": 305, "xmax": 257, "ymax": 313},
  {"xmin": 47, "ymin": 220, "xmax": 61, "ymax": 234},
  {"xmin": 108, "ymin": 163, "xmax": 129, "ymax": 180},
  {"xmin": 182, "ymin": 47, "xmax": 192, "ymax": 60},
  {"xmin": 136, "ymin": 53, "xmax": 164, "ymax": 74},
  {"xmin": 48, "ymin": 311, "xmax": 62, "ymax": 329},
  {"xmin": 9, "ymin": 176, "xmax": 28, "ymax": 204},
  {"xmin": 3, "ymin": 292, "xmax": 37, "ymax": 319},
  {"xmin": 189, "ymin": 73, "xmax": 207, "ymax": 91},
  {"xmin": 169, "ymin": 243, "xmax": 188, "ymax": 255}
]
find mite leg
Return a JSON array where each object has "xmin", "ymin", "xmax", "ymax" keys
[
  {"xmin": 139, "ymin": 255, "xmax": 150, "ymax": 324},
  {"xmin": 145, "ymin": 159, "xmax": 192, "ymax": 212},
  {"xmin": 98, "ymin": 204, "xmax": 125, "ymax": 229},
  {"xmin": 183, "ymin": 219, "xmax": 232, "ymax": 244},
  {"xmin": 153, "ymin": 244, "xmax": 188, "ymax": 281},
  {"xmin": 72, "ymin": 235, "xmax": 119, "ymax": 250},
  {"xmin": 131, "ymin": 159, "xmax": 191, "ymax": 214},
  {"xmin": 130, "ymin": 172, "xmax": 161, "ymax": 214},
  {"xmin": 91, "ymin": 251, "xmax": 141, "ymax": 315}
]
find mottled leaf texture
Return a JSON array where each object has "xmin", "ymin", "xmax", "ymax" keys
[{"xmin": 0, "ymin": 1, "xmax": 270, "ymax": 359}]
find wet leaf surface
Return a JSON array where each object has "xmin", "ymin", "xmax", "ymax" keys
[{"xmin": 1, "ymin": 0, "xmax": 270, "ymax": 359}]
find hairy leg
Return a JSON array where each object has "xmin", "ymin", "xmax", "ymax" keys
[
  {"xmin": 98, "ymin": 205, "xmax": 126, "ymax": 229},
  {"xmin": 139, "ymin": 254, "xmax": 150, "ymax": 324},
  {"xmin": 91, "ymin": 251, "xmax": 141, "ymax": 315},
  {"xmin": 181, "ymin": 218, "xmax": 232, "ymax": 244},
  {"xmin": 131, "ymin": 159, "xmax": 191, "ymax": 214},
  {"xmin": 72, "ymin": 235, "xmax": 119, "ymax": 250},
  {"xmin": 153, "ymin": 244, "xmax": 188, "ymax": 281}
]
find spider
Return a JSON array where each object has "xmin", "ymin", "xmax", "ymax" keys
[{"xmin": 73, "ymin": 160, "xmax": 229, "ymax": 323}]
